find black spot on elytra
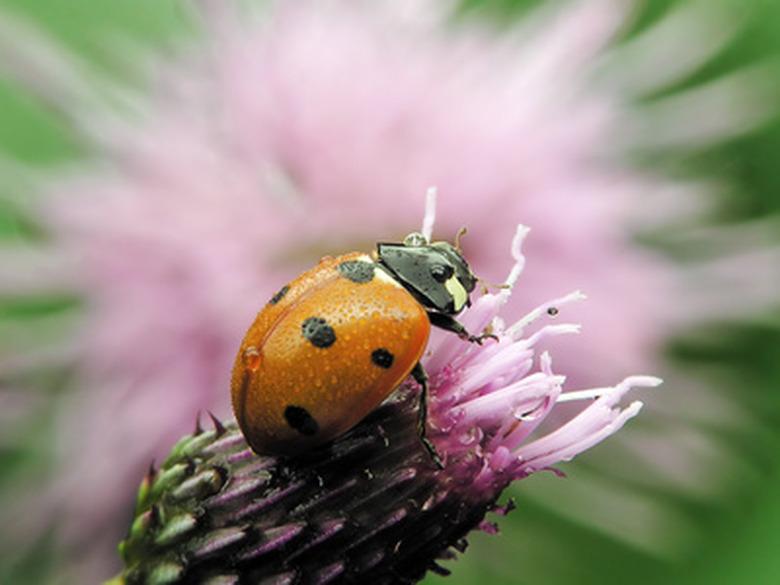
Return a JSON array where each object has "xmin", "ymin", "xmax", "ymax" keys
[
  {"xmin": 371, "ymin": 348, "xmax": 395, "ymax": 369},
  {"xmin": 269, "ymin": 285, "xmax": 290, "ymax": 305},
  {"xmin": 301, "ymin": 317, "xmax": 336, "ymax": 348},
  {"xmin": 284, "ymin": 405, "xmax": 319, "ymax": 436},
  {"xmin": 338, "ymin": 260, "xmax": 375, "ymax": 284}
]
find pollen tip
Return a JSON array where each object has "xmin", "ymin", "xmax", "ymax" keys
[
  {"xmin": 503, "ymin": 224, "xmax": 531, "ymax": 288},
  {"xmin": 621, "ymin": 375, "xmax": 664, "ymax": 390},
  {"xmin": 511, "ymin": 224, "xmax": 530, "ymax": 258},
  {"xmin": 640, "ymin": 376, "xmax": 664, "ymax": 387}
]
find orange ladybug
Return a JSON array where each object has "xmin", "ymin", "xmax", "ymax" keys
[{"xmin": 230, "ymin": 231, "xmax": 492, "ymax": 466}]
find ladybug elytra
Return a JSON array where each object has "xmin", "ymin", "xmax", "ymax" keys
[{"xmin": 230, "ymin": 231, "xmax": 493, "ymax": 467}]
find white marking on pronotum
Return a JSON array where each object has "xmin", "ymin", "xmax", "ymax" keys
[
  {"xmin": 375, "ymin": 266, "xmax": 404, "ymax": 289},
  {"xmin": 445, "ymin": 275, "xmax": 469, "ymax": 311},
  {"xmin": 362, "ymin": 253, "xmax": 403, "ymax": 289}
]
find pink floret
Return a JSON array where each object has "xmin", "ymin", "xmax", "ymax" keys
[{"xmin": 424, "ymin": 221, "xmax": 661, "ymax": 496}]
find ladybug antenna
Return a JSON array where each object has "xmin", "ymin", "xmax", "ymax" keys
[
  {"xmin": 454, "ymin": 226, "xmax": 468, "ymax": 251},
  {"xmin": 477, "ymin": 225, "xmax": 530, "ymax": 293},
  {"xmin": 420, "ymin": 186, "xmax": 437, "ymax": 243},
  {"xmin": 477, "ymin": 277, "xmax": 511, "ymax": 295}
]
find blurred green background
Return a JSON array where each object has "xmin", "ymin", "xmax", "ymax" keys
[{"xmin": 0, "ymin": 1, "xmax": 778, "ymax": 584}]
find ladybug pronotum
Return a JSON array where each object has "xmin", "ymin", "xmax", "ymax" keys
[{"xmin": 230, "ymin": 231, "xmax": 493, "ymax": 466}]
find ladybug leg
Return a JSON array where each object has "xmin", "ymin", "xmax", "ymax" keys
[
  {"xmin": 411, "ymin": 362, "xmax": 444, "ymax": 470},
  {"xmin": 427, "ymin": 312, "xmax": 498, "ymax": 345}
]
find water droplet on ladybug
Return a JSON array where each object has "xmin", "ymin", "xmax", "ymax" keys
[{"xmin": 243, "ymin": 347, "xmax": 261, "ymax": 371}]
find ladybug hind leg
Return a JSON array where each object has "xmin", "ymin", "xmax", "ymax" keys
[
  {"xmin": 411, "ymin": 362, "xmax": 444, "ymax": 470},
  {"xmin": 427, "ymin": 312, "xmax": 498, "ymax": 345}
]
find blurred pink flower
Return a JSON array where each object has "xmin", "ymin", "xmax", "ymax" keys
[{"xmin": 0, "ymin": 0, "xmax": 773, "ymax": 582}]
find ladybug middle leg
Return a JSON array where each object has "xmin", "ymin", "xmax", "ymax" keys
[
  {"xmin": 411, "ymin": 362, "xmax": 444, "ymax": 470},
  {"xmin": 427, "ymin": 312, "xmax": 498, "ymax": 345}
]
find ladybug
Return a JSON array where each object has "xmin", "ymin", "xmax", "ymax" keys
[{"xmin": 230, "ymin": 231, "xmax": 493, "ymax": 467}]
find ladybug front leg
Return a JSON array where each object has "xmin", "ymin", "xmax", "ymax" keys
[
  {"xmin": 427, "ymin": 312, "xmax": 498, "ymax": 345},
  {"xmin": 411, "ymin": 362, "xmax": 444, "ymax": 470}
]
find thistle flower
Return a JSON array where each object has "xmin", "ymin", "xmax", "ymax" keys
[
  {"xmin": 0, "ymin": 0, "xmax": 773, "ymax": 582},
  {"xmin": 114, "ymin": 216, "xmax": 661, "ymax": 584}
]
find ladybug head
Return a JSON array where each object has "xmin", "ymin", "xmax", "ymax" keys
[{"xmin": 376, "ymin": 232, "xmax": 477, "ymax": 315}]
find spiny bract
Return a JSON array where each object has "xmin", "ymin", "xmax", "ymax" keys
[{"xmin": 117, "ymin": 401, "xmax": 494, "ymax": 585}]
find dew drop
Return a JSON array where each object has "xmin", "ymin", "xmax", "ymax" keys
[{"xmin": 243, "ymin": 347, "xmax": 261, "ymax": 372}]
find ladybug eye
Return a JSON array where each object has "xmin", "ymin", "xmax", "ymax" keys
[{"xmin": 430, "ymin": 264, "xmax": 453, "ymax": 283}]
